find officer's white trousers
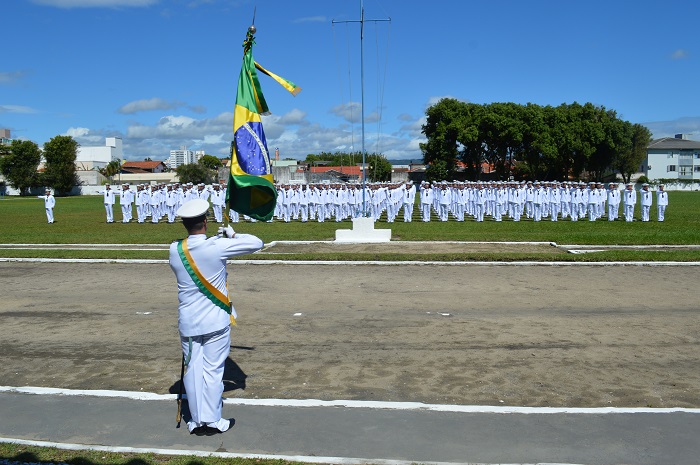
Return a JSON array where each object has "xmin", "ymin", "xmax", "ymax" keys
[
  {"xmin": 658, "ymin": 205, "xmax": 666, "ymax": 222},
  {"xmin": 105, "ymin": 203, "xmax": 113, "ymax": 222},
  {"xmin": 181, "ymin": 326, "xmax": 230, "ymax": 430}
]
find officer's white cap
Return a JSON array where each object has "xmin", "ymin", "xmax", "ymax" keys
[{"xmin": 177, "ymin": 199, "xmax": 209, "ymax": 219}]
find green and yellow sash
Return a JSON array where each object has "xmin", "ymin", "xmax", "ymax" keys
[{"xmin": 177, "ymin": 238, "xmax": 236, "ymax": 326}]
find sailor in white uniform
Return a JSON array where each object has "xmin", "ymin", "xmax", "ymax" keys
[
  {"xmin": 623, "ymin": 183, "xmax": 636, "ymax": 222},
  {"xmin": 640, "ymin": 183, "xmax": 652, "ymax": 222},
  {"xmin": 656, "ymin": 184, "xmax": 668, "ymax": 222},
  {"xmin": 40, "ymin": 188, "xmax": 55, "ymax": 223},
  {"xmin": 101, "ymin": 184, "xmax": 116, "ymax": 223},
  {"xmin": 169, "ymin": 199, "xmax": 263, "ymax": 436}
]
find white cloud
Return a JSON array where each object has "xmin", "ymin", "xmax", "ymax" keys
[
  {"xmin": 117, "ymin": 98, "xmax": 185, "ymax": 114},
  {"xmin": 0, "ymin": 105, "xmax": 38, "ymax": 114},
  {"xmin": 31, "ymin": 0, "xmax": 157, "ymax": 7},
  {"xmin": 276, "ymin": 108, "xmax": 309, "ymax": 126},
  {"xmin": 330, "ymin": 102, "xmax": 381, "ymax": 124},
  {"xmin": 0, "ymin": 71, "xmax": 28, "ymax": 84},
  {"xmin": 62, "ymin": 103, "xmax": 425, "ymax": 162},
  {"xmin": 399, "ymin": 115, "xmax": 426, "ymax": 140},
  {"xmin": 65, "ymin": 127, "xmax": 105, "ymax": 144},
  {"xmin": 670, "ymin": 49, "xmax": 689, "ymax": 60},
  {"xmin": 65, "ymin": 127, "xmax": 91, "ymax": 137},
  {"xmin": 643, "ymin": 116, "xmax": 700, "ymax": 140}
]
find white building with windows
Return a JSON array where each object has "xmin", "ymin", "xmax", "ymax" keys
[
  {"xmin": 167, "ymin": 147, "xmax": 195, "ymax": 169},
  {"xmin": 75, "ymin": 137, "xmax": 122, "ymax": 170},
  {"xmin": 645, "ymin": 134, "xmax": 700, "ymax": 184}
]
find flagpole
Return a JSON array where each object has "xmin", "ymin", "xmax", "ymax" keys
[{"xmin": 333, "ymin": 1, "xmax": 390, "ymax": 217}]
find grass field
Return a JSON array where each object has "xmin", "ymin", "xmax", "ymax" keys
[
  {"xmin": 1, "ymin": 191, "xmax": 699, "ymax": 261},
  {"xmin": 0, "ymin": 442, "xmax": 301, "ymax": 465}
]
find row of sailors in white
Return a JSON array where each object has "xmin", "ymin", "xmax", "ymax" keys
[
  {"xmin": 419, "ymin": 180, "xmax": 668, "ymax": 222},
  {"xmin": 99, "ymin": 182, "xmax": 227, "ymax": 224},
  {"xmin": 273, "ymin": 182, "xmax": 417, "ymax": 223},
  {"xmin": 97, "ymin": 179, "xmax": 669, "ymax": 224}
]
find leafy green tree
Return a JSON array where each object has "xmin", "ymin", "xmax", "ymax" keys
[
  {"xmin": 304, "ymin": 151, "xmax": 362, "ymax": 166},
  {"xmin": 421, "ymin": 99, "xmax": 648, "ymax": 182},
  {"xmin": 43, "ymin": 135, "xmax": 80, "ymax": 195},
  {"xmin": 176, "ymin": 162, "xmax": 212, "ymax": 184},
  {"xmin": 420, "ymin": 98, "xmax": 464, "ymax": 178},
  {"xmin": 615, "ymin": 123, "xmax": 652, "ymax": 184},
  {"xmin": 425, "ymin": 160, "xmax": 449, "ymax": 182},
  {"xmin": 198, "ymin": 154, "xmax": 222, "ymax": 170},
  {"xmin": 367, "ymin": 154, "xmax": 392, "ymax": 182},
  {"xmin": 0, "ymin": 139, "xmax": 42, "ymax": 195}
]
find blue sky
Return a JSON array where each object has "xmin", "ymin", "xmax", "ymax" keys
[{"xmin": 2, "ymin": 0, "xmax": 699, "ymax": 161}]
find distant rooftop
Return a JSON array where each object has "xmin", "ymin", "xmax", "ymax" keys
[{"xmin": 648, "ymin": 135, "xmax": 700, "ymax": 150}]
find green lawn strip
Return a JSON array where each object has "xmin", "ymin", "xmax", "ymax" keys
[
  {"xmin": 2, "ymin": 249, "xmax": 700, "ymax": 262},
  {"xmin": 1, "ymin": 191, "xmax": 699, "ymax": 246},
  {"xmin": 0, "ymin": 443, "xmax": 304, "ymax": 465}
]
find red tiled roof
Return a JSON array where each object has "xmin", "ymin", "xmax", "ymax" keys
[
  {"xmin": 122, "ymin": 161, "xmax": 165, "ymax": 169},
  {"xmin": 309, "ymin": 165, "xmax": 362, "ymax": 176}
]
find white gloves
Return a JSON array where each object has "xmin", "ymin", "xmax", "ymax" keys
[{"xmin": 217, "ymin": 225, "xmax": 235, "ymax": 238}]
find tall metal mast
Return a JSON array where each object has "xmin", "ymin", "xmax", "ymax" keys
[{"xmin": 333, "ymin": 1, "xmax": 390, "ymax": 216}]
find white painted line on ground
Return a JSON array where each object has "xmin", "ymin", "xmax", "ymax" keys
[
  {"xmin": 0, "ymin": 247, "xmax": 167, "ymax": 251},
  {"xmin": 0, "ymin": 243, "xmax": 172, "ymax": 247},
  {"xmin": 2, "ymin": 386, "xmax": 698, "ymax": 414},
  {"xmin": 0, "ymin": 258, "xmax": 167, "ymax": 264},
  {"xmin": 267, "ymin": 240, "xmax": 556, "ymax": 246},
  {"xmin": 0, "ymin": 438, "xmax": 536, "ymax": 465},
  {"xmin": 558, "ymin": 244, "xmax": 700, "ymax": 249}
]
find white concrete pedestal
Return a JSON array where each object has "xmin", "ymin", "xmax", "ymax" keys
[{"xmin": 335, "ymin": 217, "xmax": 391, "ymax": 243}]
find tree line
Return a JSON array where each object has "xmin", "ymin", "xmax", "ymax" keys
[
  {"xmin": 0, "ymin": 136, "xmax": 80, "ymax": 195},
  {"xmin": 304, "ymin": 151, "xmax": 393, "ymax": 182},
  {"xmin": 420, "ymin": 99, "xmax": 652, "ymax": 183},
  {"xmin": 0, "ymin": 134, "xmax": 227, "ymax": 194}
]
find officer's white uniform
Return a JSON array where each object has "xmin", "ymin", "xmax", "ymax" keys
[
  {"xmin": 169, "ymin": 199, "xmax": 263, "ymax": 435},
  {"xmin": 640, "ymin": 184, "xmax": 652, "ymax": 222},
  {"xmin": 40, "ymin": 190, "xmax": 55, "ymax": 223},
  {"xmin": 101, "ymin": 185, "xmax": 116, "ymax": 223},
  {"xmin": 607, "ymin": 184, "xmax": 620, "ymax": 221},
  {"xmin": 119, "ymin": 186, "xmax": 133, "ymax": 223},
  {"xmin": 623, "ymin": 184, "xmax": 636, "ymax": 222},
  {"xmin": 656, "ymin": 185, "xmax": 668, "ymax": 222}
]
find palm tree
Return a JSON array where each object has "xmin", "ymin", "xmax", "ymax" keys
[{"xmin": 98, "ymin": 160, "xmax": 122, "ymax": 183}]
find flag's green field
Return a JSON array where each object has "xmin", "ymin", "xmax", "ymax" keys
[{"xmin": 1, "ymin": 192, "xmax": 699, "ymax": 261}]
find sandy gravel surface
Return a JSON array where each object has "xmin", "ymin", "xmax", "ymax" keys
[{"xmin": 1, "ymin": 261, "xmax": 698, "ymax": 408}]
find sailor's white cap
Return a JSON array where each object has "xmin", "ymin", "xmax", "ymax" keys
[{"xmin": 176, "ymin": 199, "xmax": 209, "ymax": 218}]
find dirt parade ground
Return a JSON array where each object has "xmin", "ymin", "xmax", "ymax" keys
[{"xmin": 1, "ymin": 260, "xmax": 699, "ymax": 409}]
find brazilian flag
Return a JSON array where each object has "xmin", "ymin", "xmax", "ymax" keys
[{"xmin": 227, "ymin": 27, "xmax": 301, "ymax": 221}]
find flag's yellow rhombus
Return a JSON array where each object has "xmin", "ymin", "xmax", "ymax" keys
[{"xmin": 250, "ymin": 186, "xmax": 273, "ymax": 209}]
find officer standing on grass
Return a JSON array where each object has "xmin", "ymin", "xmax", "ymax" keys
[
  {"xmin": 169, "ymin": 199, "xmax": 263, "ymax": 436},
  {"xmin": 623, "ymin": 182, "xmax": 637, "ymax": 222},
  {"xmin": 39, "ymin": 188, "xmax": 55, "ymax": 223},
  {"xmin": 657, "ymin": 184, "xmax": 668, "ymax": 222},
  {"xmin": 640, "ymin": 183, "xmax": 653, "ymax": 222},
  {"xmin": 100, "ymin": 184, "xmax": 116, "ymax": 223}
]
